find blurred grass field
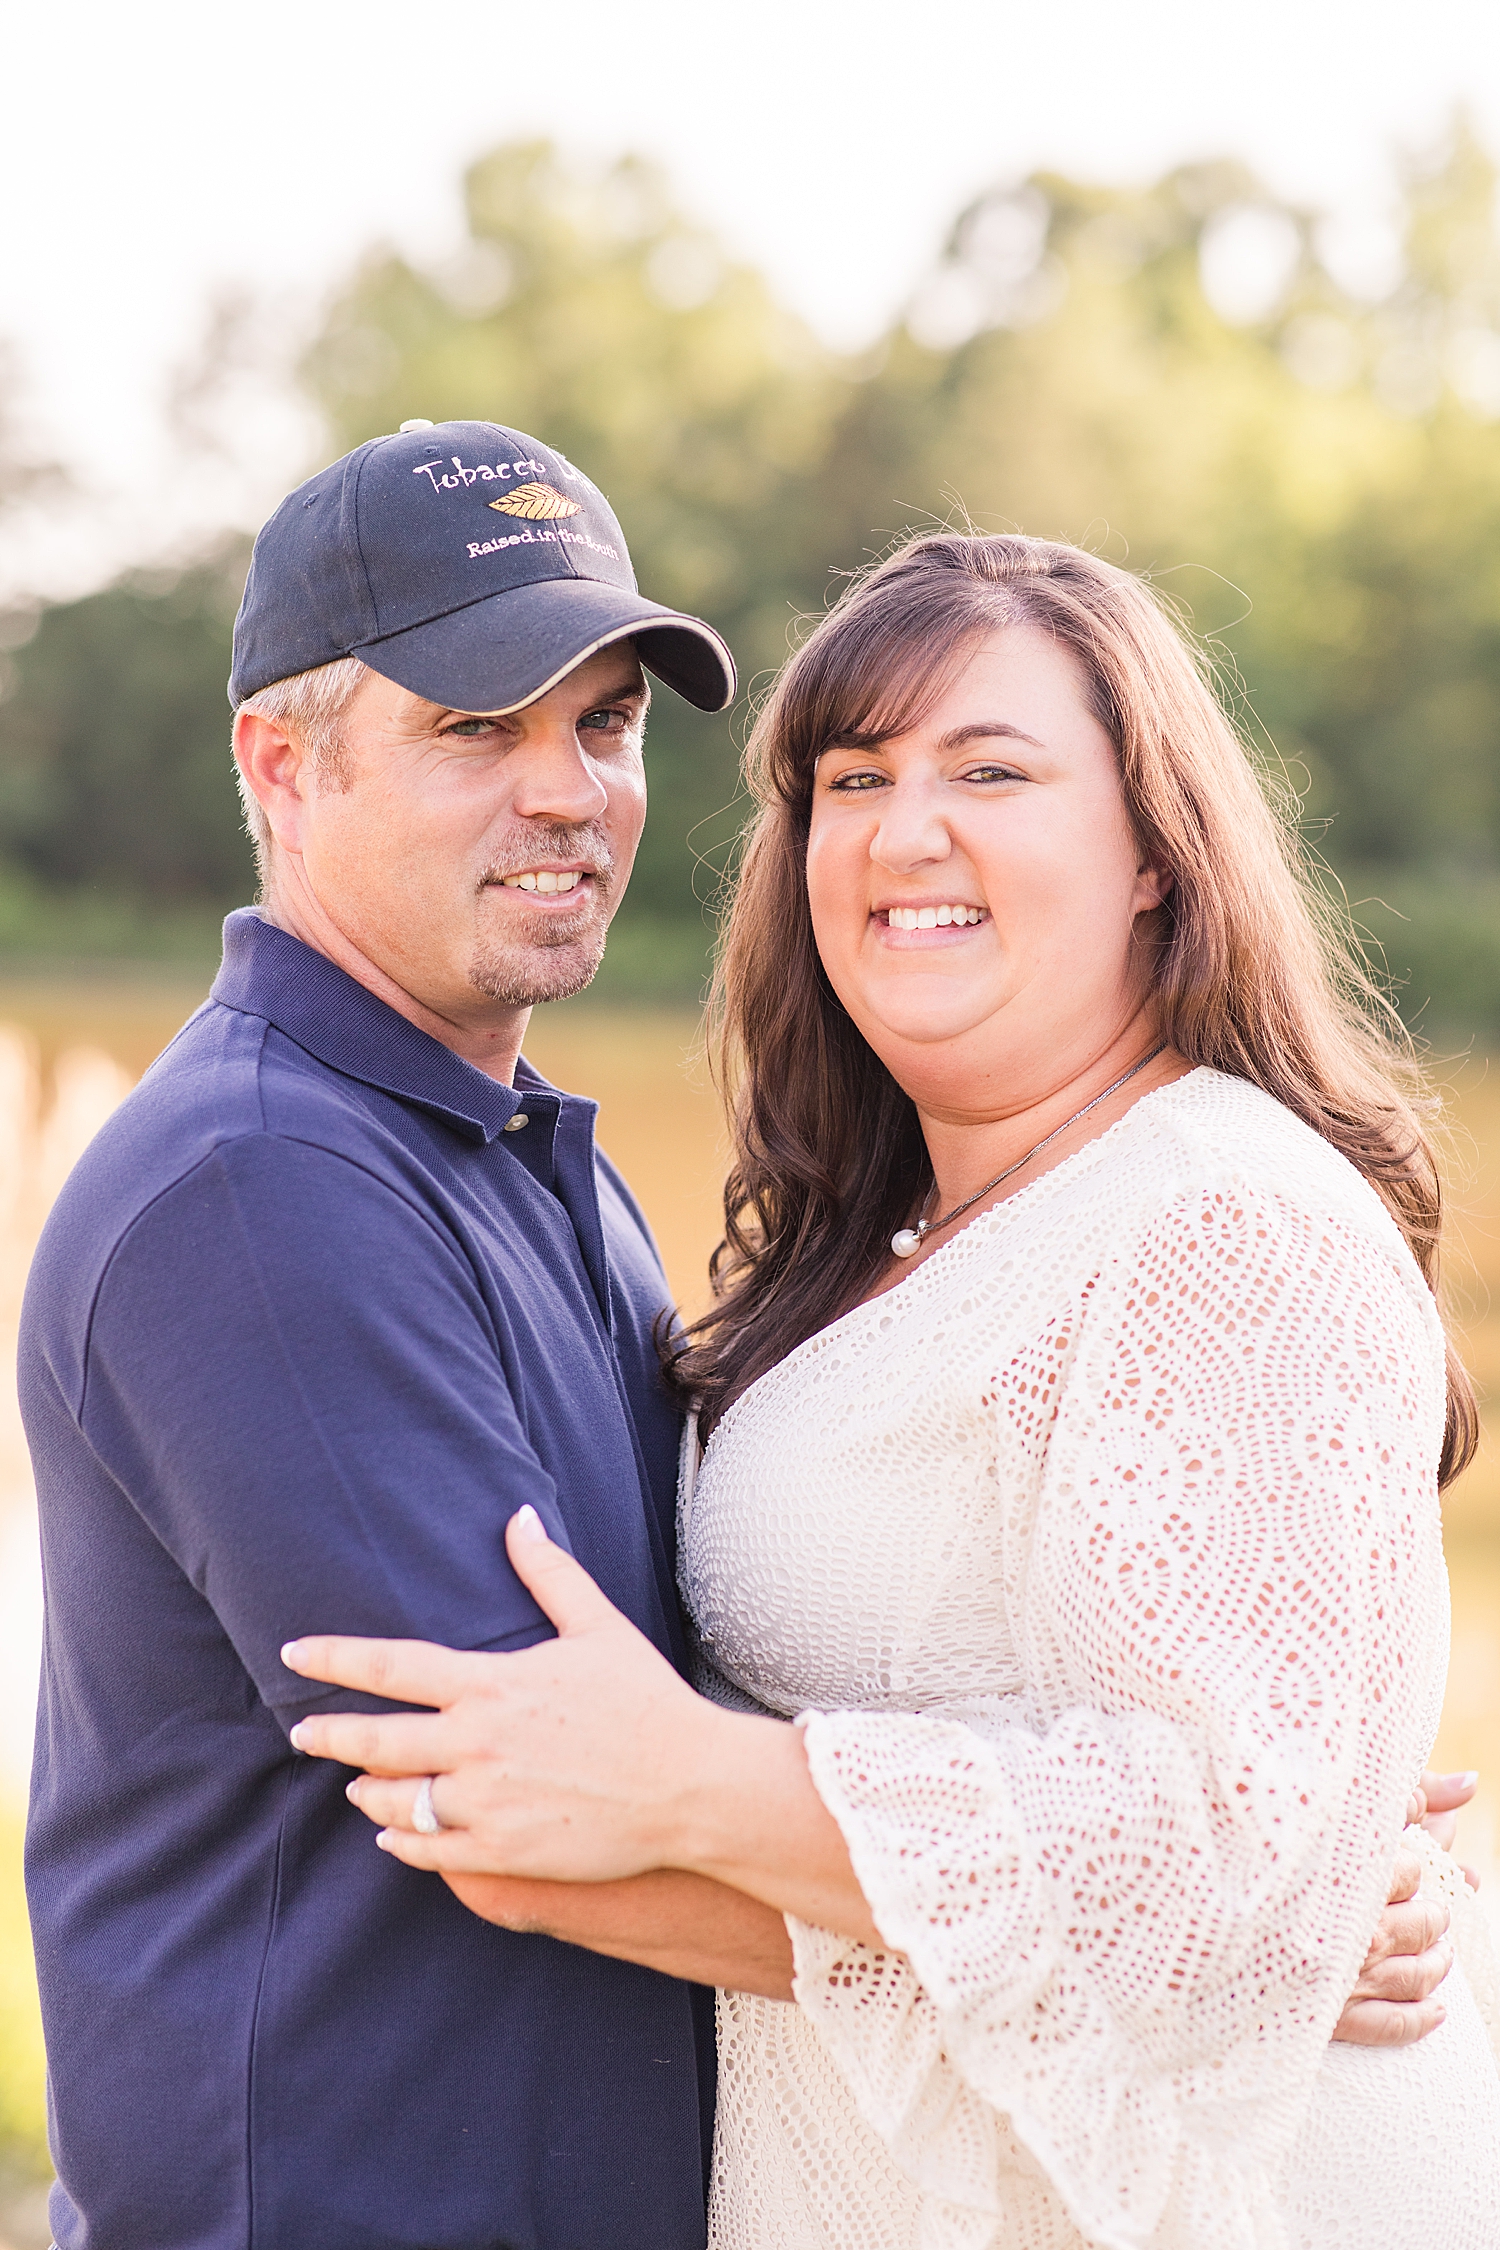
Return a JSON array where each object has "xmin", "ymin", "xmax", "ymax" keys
[{"xmin": 1, "ymin": 986, "xmax": 1499, "ymax": 2238}]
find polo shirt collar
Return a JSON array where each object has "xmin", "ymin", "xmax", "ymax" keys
[{"xmin": 211, "ymin": 909, "xmax": 579, "ymax": 1145}]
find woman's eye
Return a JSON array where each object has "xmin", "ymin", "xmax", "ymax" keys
[
  {"xmin": 827, "ymin": 769, "xmax": 889, "ymax": 793},
  {"xmin": 964, "ymin": 763, "xmax": 1024, "ymax": 785}
]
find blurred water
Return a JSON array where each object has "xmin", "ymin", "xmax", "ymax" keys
[
  {"xmin": 0, "ymin": 1034, "xmax": 135, "ymax": 1802},
  {"xmin": 0, "ymin": 993, "xmax": 1496, "ymax": 1860}
]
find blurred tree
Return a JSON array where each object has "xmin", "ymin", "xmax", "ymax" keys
[
  {"xmin": 4, "ymin": 123, "xmax": 1500, "ymax": 1028},
  {"xmin": 0, "ymin": 541, "xmax": 251, "ymax": 909}
]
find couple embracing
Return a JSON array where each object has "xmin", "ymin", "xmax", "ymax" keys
[{"xmin": 22, "ymin": 420, "xmax": 1500, "ymax": 2249}]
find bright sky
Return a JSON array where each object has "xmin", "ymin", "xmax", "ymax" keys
[{"xmin": 2, "ymin": 0, "xmax": 1498, "ymax": 597}]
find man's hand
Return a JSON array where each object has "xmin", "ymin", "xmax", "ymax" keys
[
  {"xmin": 1330, "ymin": 1770, "xmax": 1478, "ymax": 2048},
  {"xmin": 1414, "ymin": 1768, "xmax": 1481, "ymax": 1886}
]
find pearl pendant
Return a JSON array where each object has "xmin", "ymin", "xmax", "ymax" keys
[{"xmin": 890, "ymin": 1226, "xmax": 924, "ymax": 1259}]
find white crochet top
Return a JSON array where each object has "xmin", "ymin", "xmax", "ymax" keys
[{"xmin": 680, "ymin": 1069, "xmax": 1500, "ymax": 2249}]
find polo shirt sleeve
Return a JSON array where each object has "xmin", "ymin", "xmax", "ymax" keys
[{"xmin": 75, "ymin": 1131, "xmax": 561, "ymax": 1729}]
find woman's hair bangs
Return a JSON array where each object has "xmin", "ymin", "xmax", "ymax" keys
[{"xmin": 756, "ymin": 571, "xmax": 1021, "ymax": 815}]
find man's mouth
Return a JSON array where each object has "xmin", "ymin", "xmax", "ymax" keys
[{"xmin": 488, "ymin": 868, "xmax": 592, "ymax": 897}]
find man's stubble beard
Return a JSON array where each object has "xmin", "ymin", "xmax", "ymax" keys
[{"xmin": 467, "ymin": 818, "xmax": 618, "ymax": 1009}]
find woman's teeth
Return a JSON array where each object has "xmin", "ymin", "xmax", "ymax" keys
[
  {"xmin": 501, "ymin": 871, "xmax": 584, "ymax": 893},
  {"xmin": 885, "ymin": 905, "xmax": 985, "ymax": 929}
]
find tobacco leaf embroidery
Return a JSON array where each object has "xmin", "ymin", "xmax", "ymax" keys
[{"xmin": 488, "ymin": 482, "xmax": 581, "ymax": 521}]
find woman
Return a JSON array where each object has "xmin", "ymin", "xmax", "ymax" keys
[{"xmin": 287, "ymin": 534, "xmax": 1500, "ymax": 2246}]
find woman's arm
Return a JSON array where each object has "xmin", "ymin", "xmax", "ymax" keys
[
  {"xmin": 439, "ymin": 1868, "xmax": 796, "ymax": 1999},
  {"xmin": 284, "ymin": 1510, "xmax": 1457, "ymax": 2034},
  {"xmin": 283, "ymin": 1508, "xmax": 880, "ymax": 1934},
  {"xmin": 284, "ymin": 1508, "xmax": 1457, "ymax": 2031}
]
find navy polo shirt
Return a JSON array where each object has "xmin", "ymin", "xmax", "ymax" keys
[{"xmin": 20, "ymin": 910, "xmax": 714, "ymax": 2250}]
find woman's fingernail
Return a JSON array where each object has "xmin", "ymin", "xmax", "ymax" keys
[
  {"xmin": 345, "ymin": 1779, "xmax": 360, "ymax": 1803},
  {"xmin": 281, "ymin": 1641, "xmax": 304, "ymax": 1667},
  {"xmin": 512, "ymin": 1504, "xmax": 546, "ymax": 1545},
  {"xmin": 289, "ymin": 1723, "xmax": 308, "ymax": 1750},
  {"xmin": 375, "ymin": 1830, "xmax": 393, "ymax": 1850}
]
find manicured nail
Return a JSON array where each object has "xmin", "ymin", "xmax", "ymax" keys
[
  {"xmin": 1451, "ymin": 1771, "xmax": 1480, "ymax": 1789},
  {"xmin": 345, "ymin": 1779, "xmax": 360, "ymax": 1803},
  {"xmin": 512, "ymin": 1504, "xmax": 546, "ymax": 1544},
  {"xmin": 289, "ymin": 1723, "xmax": 308, "ymax": 1750},
  {"xmin": 375, "ymin": 1830, "xmax": 393, "ymax": 1850},
  {"xmin": 281, "ymin": 1641, "xmax": 305, "ymax": 1667}
]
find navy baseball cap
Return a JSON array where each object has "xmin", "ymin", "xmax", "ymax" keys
[{"xmin": 229, "ymin": 419, "xmax": 736, "ymax": 715}]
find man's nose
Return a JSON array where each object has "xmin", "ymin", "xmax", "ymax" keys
[{"xmin": 508, "ymin": 727, "xmax": 610, "ymax": 825}]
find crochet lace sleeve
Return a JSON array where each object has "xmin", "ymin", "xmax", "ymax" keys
[{"xmin": 789, "ymin": 1174, "xmax": 1450, "ymax": 2250}]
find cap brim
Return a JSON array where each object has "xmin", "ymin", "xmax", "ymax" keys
[{"xmin": 355, "ymin": 577, "xmax": 736, "ymax": 715}]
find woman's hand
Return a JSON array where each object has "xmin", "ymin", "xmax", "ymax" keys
[
  {"xmin": 283, "ymin": 1505, "xmax": 880, "ymax": 1942},
  {"xmin": 284, "ymin": 1505, "xmax": 719, "ymax": 1882}
]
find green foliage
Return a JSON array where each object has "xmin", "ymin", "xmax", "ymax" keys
[
  {"xmin": 0, "ymin": 543, "xmax": 252, "ymax": 915},
  {"xmin": 4, "ymin": 122, "xmax": 1500, "ymax": 1026}
]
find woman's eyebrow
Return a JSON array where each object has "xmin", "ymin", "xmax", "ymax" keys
[{"xmin": 937, "ymin": 720, "xmax": 1046, "ymax": 752}]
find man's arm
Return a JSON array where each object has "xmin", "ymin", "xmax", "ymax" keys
[
  {"xmin": 441, "ymin": 1786, "xmax": 1467, "ymax": 2026},
  {"xmin": 443, "ymin": 1871, "xmax": 795, "ymax": 2000},
  {"xmin": 79, "ymin": 1137, "xmax": 580, "ymax": 1725},
  {"xmin": 447, "ymin": 1824, "xmax": 1457, "ymax": 2025}
]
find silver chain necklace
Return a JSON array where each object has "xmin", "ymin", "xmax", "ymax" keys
[{"xmin": 890, "ymin": 1046, "xmax": 1168, "ymax": 1260}]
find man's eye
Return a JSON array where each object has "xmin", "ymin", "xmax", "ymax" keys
[
  {"xmin": 578, "ymin": 707, "xmax": 628, "ymax": 732},
  {"xmin": 443, "ymin": 718, "xmax": 494, "ymax": 739}
]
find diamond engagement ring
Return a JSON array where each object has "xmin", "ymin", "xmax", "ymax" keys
[{"xmin": 411, "ymin": 1776, "xmax": 444, "ymax": 1835}]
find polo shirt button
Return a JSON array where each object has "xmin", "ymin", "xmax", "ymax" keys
[{"xmin": 503, "ymin": 1113, "xmax": 529, "ymax": 1132}]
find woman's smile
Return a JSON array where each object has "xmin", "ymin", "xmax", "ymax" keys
[{"xmin": 875, "ymin": 900, "xmax": 990, "ymax": 938}]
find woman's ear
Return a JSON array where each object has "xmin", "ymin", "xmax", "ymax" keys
[{"xmin": 1133, "ymin": 862, "xmax": 1174, "ymax": 918}]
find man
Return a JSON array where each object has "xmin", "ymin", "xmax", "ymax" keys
[
  {"xmin": 20, "ymin": 419, "xmax": 1460, "ymax": 2250},
  {"xmin": 20, "ymin": 420, "xmax": 786, "ymax": 2250}
]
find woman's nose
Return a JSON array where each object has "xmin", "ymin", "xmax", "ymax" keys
[{"xmin": 869, "ymin": 785, "xmax": 952, "ymax": 872}]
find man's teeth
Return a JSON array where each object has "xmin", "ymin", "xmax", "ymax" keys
[
  {"xmin": 886, "ymin": 905, "xmax": 985, "ymax": 930},
  {"xmin": 500, "ymin": 871, "xmax": 584, "ymax": 894}
]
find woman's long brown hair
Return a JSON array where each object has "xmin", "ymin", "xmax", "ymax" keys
[{"xmin": 666, "ymin": 532, "xmax": 1478, "ymax": 1484}]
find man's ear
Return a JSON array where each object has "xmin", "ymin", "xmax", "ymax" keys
[{"xmin": 234, "ymin": 710, "xmax": 312, "ymax": 854}]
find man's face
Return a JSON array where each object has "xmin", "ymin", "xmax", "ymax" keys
[{"xmin": 286, "ymin": 646, "xmax": 650, "ymax": 1026}]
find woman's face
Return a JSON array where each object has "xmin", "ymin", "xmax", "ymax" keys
[{"xmin": 805, "ymin": 626, "xmax": 1168, "ymax": 1109}]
